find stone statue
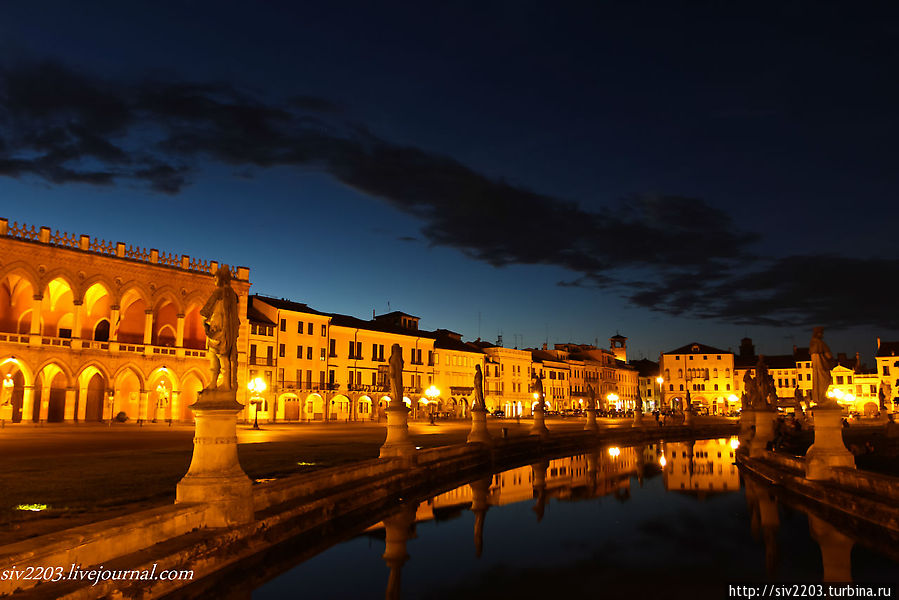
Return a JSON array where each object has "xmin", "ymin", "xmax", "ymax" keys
[
  {"xmin": 200, "ymin": 266, "xmax": 240, "ymax": 391},
  {"xmin": 388, "ymin": 343, "xmax": 404, "ymax": 409},
  {"xmin": 878, "ymin": 381, "xmax": 891, "ymax": 411},
  {"xmin": 685, "ymin": 390, "xmax": 693, "ymax": 414},
  {"xmin": 635, "ymin": 393, "xmax": 643, "ymax": 412},
  {"xmin": 473, "ymin": 364, "xmax": 485, "ymax": 411},
  {"xmin": 740, "ymin": 391, "xmax": 749, "ymax": 411},
  {"xmin": 794, "ymin": 386, "xmax": 806, "ymax": 412},
  {"xmin": 532, "ymin": 374, "xmax": 545, "ymax": 410},
  {"xmin": 586, "ymin": 384, "xmax": 596, "ymax": 411},
  {"xmin": 810, "ymin": 327, "xmax": 836, "ymax": 408}
]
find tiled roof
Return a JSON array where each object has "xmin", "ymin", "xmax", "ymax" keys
[
  {"xmin": 663, "ymin": 342, "xmax": 729, "ymax": 355},
  {"xmin": 629, "ymin": 359, "xmax": 659, "ymax": 378},
  {"xmin": 876, "ymin": 341, "xmax": 899, "ymax": 357},
  {"xmin": 246, "ymin": 303, "xmax": 275, "ymax": 325}
]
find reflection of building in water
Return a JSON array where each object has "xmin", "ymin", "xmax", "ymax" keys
[
  {"xmin": 368, "ymin": 448, "xmax": 644, "ymax": 532},
  {"xmin": 662, "ymin": 438, "xmax": 740, "ymax": 495}
]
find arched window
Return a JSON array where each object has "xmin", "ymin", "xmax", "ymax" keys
[
  {"xmin": 713, "ymin": 368, "xmax": 718, "ymax": 378},
  {"xmin": 678, "ymin": 369, "xmax": 683, "ymax": 379},
  {"xmin": 714, "ymin": 384, "xmax": 719, "ymax": 391},
  {"xmin": 679, "ymin": 384, "xmax": 684, "ymax": 391}
]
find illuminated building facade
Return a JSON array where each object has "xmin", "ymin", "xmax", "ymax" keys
[
  {"xmin": 0, "ymin": 218, "xmax": 251, "ymax": 424},
  {"xmin": 660, "ymin": 342, "xmax": 735, "ymax": 414}
]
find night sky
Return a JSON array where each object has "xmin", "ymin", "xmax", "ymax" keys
[{"xmin": 2, "ymin": 1, "xmax": 898, "ymax": 362}]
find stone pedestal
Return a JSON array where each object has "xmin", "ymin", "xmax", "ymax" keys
[
  {"xmin": 684, "ymin": 409, "xmax": 693, "ymax": 427},
  {"xmin": 632, "ymin": 410, "xmax": 643, "ymax": 428},
  {"xmin": 584, "ymin": 407, "xmax": 598, "ymax": 432},
  {"xmin": 738, "ymin": 410, "xmax": 755, "ymax": 453},
  {"xmin": 748, "ymin": 409, "xmax": 776, "ymax": 458},
  {"xmin": 530, "ymin": 405, "xmax": 549, "ymax": 437},
  {"xmin": 380, "ymin": 406, "xmax": 415, "ymax": 458},
  {"xmin": 175, "ymin": 390, "xmax": 253, "ymax": 528},
  {"xmin": 467, "ymin": 407, "xmax": 492, "ymax": 444},
  {"xmin": 805, "ymin": 407, "xmax": 855, "ymax": 480}
]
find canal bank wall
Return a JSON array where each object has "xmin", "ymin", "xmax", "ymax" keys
[{"xmin": 2, "ymin": 422, "xmax": 737, "ymax": 599}]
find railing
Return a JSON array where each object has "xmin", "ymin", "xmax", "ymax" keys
[
  {"xmin": 249, "ymin": 357, "xmax": 274, "ymax": 366},
  {"xmin": 1, "ymin": 219, "xmax": 247, "ymax": 280},
  {"xmin": 0, "ymin": 332, "xmax": 206, "ymax": 358}
]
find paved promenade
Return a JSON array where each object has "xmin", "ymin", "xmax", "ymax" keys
[{"xmin": 0, "ymin": 416, "xmax": 732, "ymax": 544}]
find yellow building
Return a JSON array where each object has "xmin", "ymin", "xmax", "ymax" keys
[
  {"xmin": 661, "ymin": 437, "xmax": 740, "ymax": 494},
  {"xmin": 875, "ymin": 339, "xmax": 898, "ymax": 412},
  {"xmin": 660, "ymin": 342, "xmax": 735, "ymax": 414},
  {"xmin": 480, "ymin": 345, "xmax": 532, "ymax": 416},
  {"xmin": 530, "ymin": 349, "xmax": 571, "ymax": 412},
  {"xmin": 0, "ymin": 217, "xmax": 250, "ymax": 424}
]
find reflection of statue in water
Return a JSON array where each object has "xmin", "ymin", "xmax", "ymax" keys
[
  {"xmin": 472, "ymin": 364, "xmax": 485, "ymax": 411},
  {"xmin": 388, "ymin": 343, "xmax": 405, "ymax": 410},
  {"xmin": 810, "ymin": 327, "xmax": 835, "ymax": 408},
  {"xmin": 200, "ymin": 266, "xmax": 240, "ymax": 391}
]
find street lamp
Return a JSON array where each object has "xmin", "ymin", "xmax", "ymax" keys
[
  {"xmin": 247, "ymin": 376, "xmax": 267, "ymax": 430},
  {"xmin": 656, "ymin": 376, "xmax": 664, "ymax": 411},
  {"xmin": 607, "ymin": 392, "xmax": 619, "ymax": 413},
  {"xmin": 425, "ymin": 385, "xmax": 440, "ymax": 424}
]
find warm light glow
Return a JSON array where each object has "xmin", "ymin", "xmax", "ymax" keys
[
  {"xmin": 656, "ymin": 376, "xmax": 664, "ymax": 384},
  {"xmin": 247, "ymin": 377, "xmax": 267, "ymax": 394},
  {"xmin": 660, "ymin": 456, "xmax": 667, "ymax": 467},
  {"xmin": 403, "ymin": 397, "xmax": 411, "ymax": 407},
  {"xmin": 533, "ymin": 392, "xmax": 539, "ymax": 400},
  {"xmin": 608, "ymin": 446, "xmax": 620, "ymax": 457},
  {"xmin": 607, "ymin": 393, "xmax": 619, "ymax": 402},
  {"xmin": 0, "ymin": 358, "xmax": 19, "ymax": 366},
  {"xmin": 728, "ymin": 394, "xmax": 739, "ymax": 403},
  {"xmin": 730, "ymin": 438, "xmax": 740, "ymax": 450},
  {"xmin": 16, "ymin": 503, "xmax": 47, "ymax": 512},
  {"xmin": 425, "ymin": 385, "xmax": 440, "ymax": 399}
]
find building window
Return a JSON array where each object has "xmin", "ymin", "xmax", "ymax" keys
[
  {"xmin": 307, "ymin": 323, "xmax": 313, "ymax": 335},
  {"xmin": 348, "ymin": 341, "xmax": 356, "ymax": 359},
  {"xmin": 266, "ymin": 346, "xmax": 273, "ymax": 364},
  {"xmin": 280, "ymin": 319, "xmax": 286, "ymax": 332},
  {"xmin": 885, "ymin": 366, "xmax": 891, "ymax": 376},
  {"xmin": 836, "ymin": 376, "xmax": 843, "ymax": 385},
  {"xmin": 320, "ymin": 348, "xmax": 326, "ymax": 361},
  {"xmin": 297, "ymin": 345, "xmax": 303, "ymax": 359},
  {"xmin": 250, "ymin": 344, "xmax": 257, "ymax": 363},
  {"xmin": 279, "ymin": 344, "xmax": 285, "ymax": 358},
  {"xmin": 306, "ymin": 347, "xmax": 312, "ymax": 360},
  {"xmin": 329, "ymin": 339, "xmax": 336, "ymax": 357},
  {"xmin": 321, "ymin": 324, "xmax": 326, "ymax": 336},
  {"xmin": 298, "ymin": 321, "xmax": 304, "ymax": 334}
]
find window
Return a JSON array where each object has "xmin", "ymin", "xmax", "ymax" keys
[
  {"xmin": 308, "ymin": 323, "xmax": 313, "ymax": 335},
  {"xmin": 836, "ymin": 376, "xmax": 844, "ymax": 385},
  {"xmin": 250, "ymin": 344, "xmax": 257, "ymax": 362},
  {"xmin": 321, "ymin": 324, "xmax": 326, "ymax": 336},
  {"xmin": 847, "ymin": 376, "xmax": 853, "ymax": 384},
  {"xmin": 298, "ymin": 321, "xmax": 304, "ymax": 334},
  {"xmin": 278, "ymin": 368, "xmax": 284, "ymax": 384},
  {"xmin": 266, "ymin": 346, "xmax": 273, "ymax": 364},
  {"xmin": 306, "ymin": 369, "xmax": 312, "ymax": 386},
  {"xmin": 348, "ymin": 340, "xmax": 355, "ymax": 358},
  {"xmin": 356, "ymin": 342, "xmax": 362, "ymax": 359},
  {"xmin": 320, "ymin": 348, "xmax": 326, "ymax": 361},
  {"xmin": 295, "ymin": 369, "xmax": 302, "ymax": 385},
  {"xmin": 279, "ymin": 344, "xmax": 285, "ymax": 358},
  {"xmin": 329, "ymin": 339, "xmax": 336, "ymax": 357},
  {"xmin": 307, "ymin": 347, "xmax": 312, "ymax": 360},
  {"xmin": 885, "ymin": 366, "xmax": 891, "ymax": 376},
  {"xmin": 297, "ymin": 345, "xmax": 303, "ymax": 359},
  {"xmin": 280, "ymin": 319, "xmax": 286, "ymax": 332},
  {"xmin": 319, "ymin": 371, "xmax": 325, "ymax": 386}
]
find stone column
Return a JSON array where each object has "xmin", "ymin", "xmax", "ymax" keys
[
  {"xmin": 382, "ymin": 502, "xmax": 418, "ymax": 600},
  {"xmin": 77, "ymin": 386, "xmax": 88, "ymax": 421},
  {"xmin": 469, "ymin": 476, "xmax": 491, "ymax": 558},
  {"xmin": 139, "ymin": 390, "xmax": 150, "ymax": 422},
  {"xmin": 467, "ymin": 406, "xmax": 491, "ymax": 444},
  {"xmin": 380, "ymin": 401, "xmax": 415, "ymax": 459},
  {"xmin": 143, "ymin": 310, "xmax": 154, "ymax": 345},
  {"xmin": 749, "ymin": 410, "xmax": 776, "ymax": 458},
  {"xmin": 22, "ymin": 386, "xmax": 34, "ymax": 423},
  {"xmin": 38, "ymin": 383, "xmax": 49, "ymax": 422},
  {"xmin": 176, "ymin": 390, "xmax": 254, "ymax": 527},
  {"xmin": 176, "ymin": 314, "xmax": 185, "ymax": 348},
  {"xmin": 29, "ymin": 294, "xmax": 43, "ymax": 342},
  {"xmin": 64, "ymin": 387, "xmax": 77, "ymax": 421},
  {"xmin": 170, "ymin": 390, "xmax": 181, "ymax": 422},
  {"xmin": 808, "ymin": 514, "xmax": 854, "ymax": 582},
  {"xmin": 109, "ymin": 305, "xmax": 120, "ymax": 342},
  {"xmin": 72, "ymin": 300, "xmax": 84, "ymax": 339},
  {"xmin": 530, "ymin": 400, "xmax": 549, "ymax": 437},
  {"xmin": 805, "ymin": 407, "xmax": 855, "ymax": 480}
]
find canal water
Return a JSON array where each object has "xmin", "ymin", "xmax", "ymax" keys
[{"xmin": 198, "ymin": 437, "xmax": 899, "ymax": 599}]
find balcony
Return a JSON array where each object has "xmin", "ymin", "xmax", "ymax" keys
[
  {"xmin": 0, "ymin": 332, "xmax": 208, "ymax": 360},
  {"xmin": 249, "ymin": 357, "xmax": 274, "ymax": 366}
]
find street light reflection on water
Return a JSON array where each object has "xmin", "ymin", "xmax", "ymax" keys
[{"xmin": 199, "ymin": 436, "xmax": 897, "ymax": 599}]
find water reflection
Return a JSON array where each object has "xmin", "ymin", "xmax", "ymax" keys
[{"xmin": 238, "ymin": 437, "xmax": 897, "ymax": 600}]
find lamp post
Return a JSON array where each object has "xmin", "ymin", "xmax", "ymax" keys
[
  {"xmin": 656, "ymin": 376, "xmax": 664, "ymax": 412},
  {"xmin": 425, "ymin": 385, "xmax": 439, "ymax": 425},
  {"xmin": 247, "ymin": 376, "xmax": 267, "ymax": 430}
]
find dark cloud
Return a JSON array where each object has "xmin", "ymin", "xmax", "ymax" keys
[
  {"xmin": 396, "ymin": 236, "xmax": 418, "ymax": 243},
  {"xmin": 1, "ymin": 58, "xmax": 894, "ymax": 329}
]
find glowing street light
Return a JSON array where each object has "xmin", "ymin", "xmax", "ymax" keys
[
  {"xmin": 656, "ymin": 376, "xmax": 664, "ymax": 410},
  {"xmin": 247, "ymin": 376, "xmax": 267, "ymax": 430},
  {"xmin": 425, "ymin": 385, "xmax": 440, "ymax": 423}
]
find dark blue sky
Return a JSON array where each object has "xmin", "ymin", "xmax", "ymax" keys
[{"xmin": 2, "ymin": 1, "xmax": 898, "ymax": 361}]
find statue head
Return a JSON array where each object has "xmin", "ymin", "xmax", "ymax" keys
[
  {"xmin": 812, "ymin": 326, "xmax": 824, "ymax": 339},
  {"xmin": 475, "ymin": 364, "xmax": 481, "ymax": 375},
  {"xmin": 214, "ymin": 265, "xmax": 232, "ymax": 287}
]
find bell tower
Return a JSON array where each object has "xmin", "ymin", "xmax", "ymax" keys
[{"xmin": 610, "ymin": 334, "xmax": 627, "ymax": 362}]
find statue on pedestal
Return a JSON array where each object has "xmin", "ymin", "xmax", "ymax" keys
[
  {"xmin": 810, "ymin": 327, "xmax": 836, "ymax": 408},
  {"xmin": 472, "ymin": 364, "xmax": 485, "ymax": 411},
  {"xmin": 200, "ymin": 266, "xmax": 240, "ymax": 391},
  {"xmin": 533, "ymin": 374, "xmax": 545, "ymax": 410},
  {"xmin": 388, "ymin": 343, "xmax": 404, "ymax": 410},
  {"xmin": 586, "ymin": 384, "xmax": 596, "ymax": 411}
]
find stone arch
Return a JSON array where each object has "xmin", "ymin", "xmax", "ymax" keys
[
  {"xmin": 81, "ymin": 280, "xmax": 114, "ymax": 339},
  {"xmin": 182, "ymin": 299, "xmax": 206, "ymax": 350},
  {"xmin": 34, "ymin": 361, "xmax": 72, "ymax": 422},
  {"xmin": 118, "ymin": 287, "xmax": 151, "ymax": 344},
  {"xmin": 330, "ymin": 394, "xmax": 351, "ymax": 421},
  {"xmin": 358, "ymin": 394, "xmax": 373, "ymax": 420},
  {"xmin": 0, "ymin": 266, "xmax": 39, "ymax": 334},
  {"xmin": 112, "ymin": 364, "xmax": 146, "ymax": 421},
  {"xmin": 305, "ymin": 393, "xmax": 324, "ymax": 420},
  {"xmin": 40, "ymin": 276, "xmax": 76, "ymax": 338},
  {"xmin": 179, "ymin": 370, "xmax": 205, "ymax": 422},
  {"xmin": 147, "ymin": 366, "xmax": 178, "ymax": 422},
  {"xmin": 151, "ymin": 292, "xmax": 181, "ymax": 347},
  {"xmin": 0, "ymin": 357, "xmax": 31, "ymax": 423},
  {"xmin": 75, "ymin": 364, "xmax": 110, "ymax": 422}
]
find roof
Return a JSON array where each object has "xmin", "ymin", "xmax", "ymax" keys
[
  {"xmin": 374, "ymin": 311, "xmax": 419, "ymax": 319},
  {"xmin": 531, "ymin": 349, "xmax": 569, "ymax": 366},
  {"xmin": 663, "ymin": 342, "xmax": 729, "ymax": 356},
  {"xmin": 610, "ymin": 334, "xmax": 627, "ymax": 341},
  {"xmin": 251, "ymin": 295, "xmax": 328, "ymax": 316},
  {"xmin": 434, "ymin": 333, "xmax": 483, "ymax": 354},
  {"xmin": 629, "ymin": 359, "xmax": 659, "ymax": 378},
  {"xmin": 246, "ymin": 303, "xmax": 275, "ymax": 325},
  {"xmin": 876, "ymin": 341, "xmax": 899, "ymax": 357},
  {"xmin": 328, "ymin": 312, "xmax": 438, "ymax": 339}
]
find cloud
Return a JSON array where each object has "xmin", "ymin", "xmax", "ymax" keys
[{"xmin": 1, "ymin": 58, "xmax": 894, "ymax": 329}]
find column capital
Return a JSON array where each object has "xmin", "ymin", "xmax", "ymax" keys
[
  {"xmin": 32, "ymin": 294, "xmax": 43, "ymax": 301},
  {"xmin": 72, "ymin": 300, "xmax": 84, "ymax": 306}
]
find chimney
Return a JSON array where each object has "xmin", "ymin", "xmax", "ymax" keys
[{"xmin": 542, "ymin": 342, "xmax": 547, "ymax": 351}]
